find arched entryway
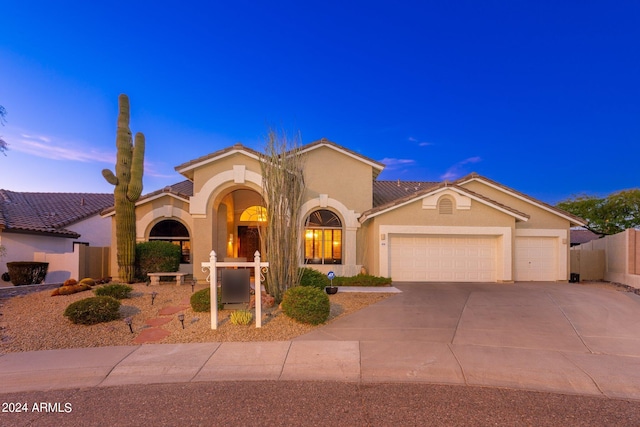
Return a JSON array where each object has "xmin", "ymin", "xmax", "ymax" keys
[{"xmin": 215, "ymin": 188, "xmax": 266, "ymax": 261}]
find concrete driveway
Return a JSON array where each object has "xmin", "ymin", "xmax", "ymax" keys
[{"xmin": 297, "ymin": 281, "xmax": 640, "ymax": 399}]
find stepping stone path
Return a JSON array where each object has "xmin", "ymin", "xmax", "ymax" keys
[{"xmin": 133, "ymin": 297, "xmax": 191, "ymax": 344}]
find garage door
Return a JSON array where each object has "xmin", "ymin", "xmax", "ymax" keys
[
  {"xmin": 389, "ymin": 235, "xmax": 497, "ymax": 282},
  {"xmin": 515, "ymin": 237, "xmax": 557, "ymax": 281}
]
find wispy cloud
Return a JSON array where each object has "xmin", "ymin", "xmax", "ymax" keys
[
  {"xmin": 408, "ymin": 136, "xmax": 433, "ymax": 147},
  {"xmin": 5, "ymin": 128, "xmax": 174, "ymax": 179},
  {"xmin": 440, "ymin": 156, "xmax": 482, "ymax": 181},
  {"xmin": 379, "ymin": 157, "xmax": 416, "ymax": 169},
  {"xmin": 10, "ymin": 131, "xmax": 115, "ymax": 164}
]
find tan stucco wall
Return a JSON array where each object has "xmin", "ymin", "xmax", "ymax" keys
[
  {"xmin": 303, "ymin": 146, "xmax": 373, "ymax": 213},
  {"xmin": 358, "ymin": 220, "xmax": 378, "ymax": 276},
  {"xmin": 192, "ymin": 152, "xmax": 262, "ymax": 196}
]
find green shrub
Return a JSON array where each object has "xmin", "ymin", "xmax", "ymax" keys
[
  {"xmin": 299, "ymin": 267, "xmax": 330, "ymax": 290},
  {"xmin": 135, "ymin": 241, "xmax": 181, "ymax": 280},
  {"xmin": 333, "ymin": 274, "xmax": 392, "ymax": 287},
  {"xmin": 94, "ymin": 283, "xmax": 133, "ymax": 299},
  {"xmin": 64, "ymin": 296, "xmax": 121, "ymax": 325},
  {"xmin": 6, "ymin": 262, "xmax": 49, "ymax": 286},
  {"xmin": 190, "ymin": 287, "xmax": 223, "ymax": 312},
  {"xmin": 281, "ymin": 286, "xmax": 330, "ymax": 325},
  {"xmin": 230, "ymin": 309, "xmax": 253, "ymax": 325}
]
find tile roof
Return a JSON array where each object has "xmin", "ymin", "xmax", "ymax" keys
[
  {"xmin": 373, "ymin": 180, "xmax": 440, "ymax": 207},
  {"xmin": 143, "ymin": 180, "xmax": 194, "ymax": 200},
  {"xmin": 570, "ymin": 229, "xmax": 602, "ymax": 245},
  {"xmin": 0, "ymin": 190, "xmax": 113, "ymax": 238}
]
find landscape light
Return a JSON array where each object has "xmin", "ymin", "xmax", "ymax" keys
[
  {"xmin": 178, "ymin": 313, "xmax": 185, "ymax": 329},
  {"xmin": 151, "ymin": 291, "xmax": 158, "ymax": 305},
  {"xmin": 124, "ymin": 317, "xmax": 133, "ymax": 333},
  {"xmin": 191, "ymin": 279, "xmax": 196, "ymax": 293}
]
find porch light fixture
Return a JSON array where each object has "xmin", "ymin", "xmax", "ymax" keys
[
  {"xmin": 151, "ymin": 291, "xmax": 158, "ymax": 305},
  {"xmin": 124, "ymin": 317, "xmax": 133, "ymax": 333},
  {"xmin": 178, "ymin": 313, "xmax": 185, "ymax": 329}
]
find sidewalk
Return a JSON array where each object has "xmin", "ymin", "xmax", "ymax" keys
[{"xmin": 1, "ymin": 282, "xmax": 639, "ymax": 401}]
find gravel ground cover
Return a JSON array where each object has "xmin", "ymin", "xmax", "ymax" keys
[{"xmin": 0, "ymin": 282, "xmax": 392, "ymax": 354}]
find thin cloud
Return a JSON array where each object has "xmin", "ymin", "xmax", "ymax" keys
[
  {"xmin": 11, "ymin": 132, "xmax": 115, "ymax": 164},
  {"xmin": 7, "ymin": 128, "xmax": 178, "ymax": 180},
  {"xmin": 408, "ymin": 136, "xmax": 433, "ymax": 147},
  {"xmin": 440, "ymin": 156, "xmax": 482, "ymax": 181},
  {"xmin": 379, "ymin": 157, "xmax": 416, "ymax": 169}
]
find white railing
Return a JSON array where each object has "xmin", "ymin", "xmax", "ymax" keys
[{"xmin": 201, "ymin": 250, "xmax": 269, "ymax": 329}]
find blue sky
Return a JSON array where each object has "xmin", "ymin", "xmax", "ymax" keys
[{"xmin": 1, "ymin": 1, "xmax": 638, "ymax": 205}]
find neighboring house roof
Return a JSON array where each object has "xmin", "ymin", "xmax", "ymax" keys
[
  {"xmin": 454, "ymin": 173, "xmax": 587, "ymax": 227},
  {"xmin": 0, "ymin": 190, "xmax": 113, "ymax": 238},
  {"xmin": 360, "ymin": 181, "xmax": 531, "ymax": 223},
  {"xmin": 570, "ymin": 229, "xmax": 602, "ymax": 246}
]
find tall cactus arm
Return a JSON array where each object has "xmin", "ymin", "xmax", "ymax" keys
[
  {"xmin": 102, "ymin": 169, "xmax": 118, "ymax": 185},
  {"xmin": 127, "ymin": 132, "xmax": 145, "ymax": 201}
]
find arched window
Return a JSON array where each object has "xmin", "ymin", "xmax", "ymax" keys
[
  {"xmin": 304, "ymin": 209, "xmax": 342, "ymax": 264},
  {"xmin": 149, "ymin": 220, "xmax": 191, "ymax": 263},
  {"xmin": 240, "ymin": 205, "xmax": 267, "ymax": 222}
]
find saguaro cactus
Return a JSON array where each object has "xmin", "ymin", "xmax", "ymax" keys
[{"xmin": 102, "ymin": 94, "xmax": 145, "ymax": 283}]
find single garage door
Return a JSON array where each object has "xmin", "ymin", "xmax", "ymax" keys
[
  {"xmin": 515, "ymin": 236, "xmax": 557, "ymax": 281},
  {"xmin": 389, "ymin": 235, "xmax": 497, "ymax": 282}
]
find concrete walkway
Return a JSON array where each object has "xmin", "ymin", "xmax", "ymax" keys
[{"xmin": 1, "ymin": 282, "xmax": 639, "ymax": 401}]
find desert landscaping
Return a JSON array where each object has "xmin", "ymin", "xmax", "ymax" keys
[{"xmin": 0, "ymin": 281, "xmax": 392, "ymax": 354}]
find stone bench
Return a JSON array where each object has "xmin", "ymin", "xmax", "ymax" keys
[{"xmin": 147, "ymin": 272, "xmax": 188, "ymax": 286}]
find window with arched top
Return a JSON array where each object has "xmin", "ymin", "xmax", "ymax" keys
[
  {"xmin": 304, "ymin": 209, "xmax": 342, "ymax": 264},
  {"xmin": 240, "ymin": 205, "xmax": 267, "ymax": 222},
  {"xmin": 439, "ymin": 197, "xmax": 454, "ymax": 214},
  {"xmin": 149, "ymin": 220, "xmax": 191, "ymax": 263}
]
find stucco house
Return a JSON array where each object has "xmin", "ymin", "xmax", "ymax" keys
[
  {"xmin": 103, "ymin": 139, "xmax": 586, "ymax": 283},
  {"xmin": 0, "ymin": 190, "xmax": 113, "ymax": 284}
]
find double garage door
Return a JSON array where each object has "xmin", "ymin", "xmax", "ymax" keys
[
  {"xmin": 389, "ymin": 234, "xmax": 559, "ymax": 282},
  {"xmin": 389, "ymin": 235, "xmax": 497, "ymax": 282}
]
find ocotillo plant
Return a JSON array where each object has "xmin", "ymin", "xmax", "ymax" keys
[{"xmin": 102, "ymin": 94, "xmax": 145, "ymax": 283}]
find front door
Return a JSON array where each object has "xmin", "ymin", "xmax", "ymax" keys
[{"xmin": 238, "ymin": 226, "xmax": 261, "ymax": 261}]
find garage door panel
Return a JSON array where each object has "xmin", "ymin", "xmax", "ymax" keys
[
  {"xmin": 390, "ymin": 235, "xmax": 497, "ymax": 282},
  {"xmin": 515, "ymin": 237, "xmax": 557, "ymax": 281}
]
